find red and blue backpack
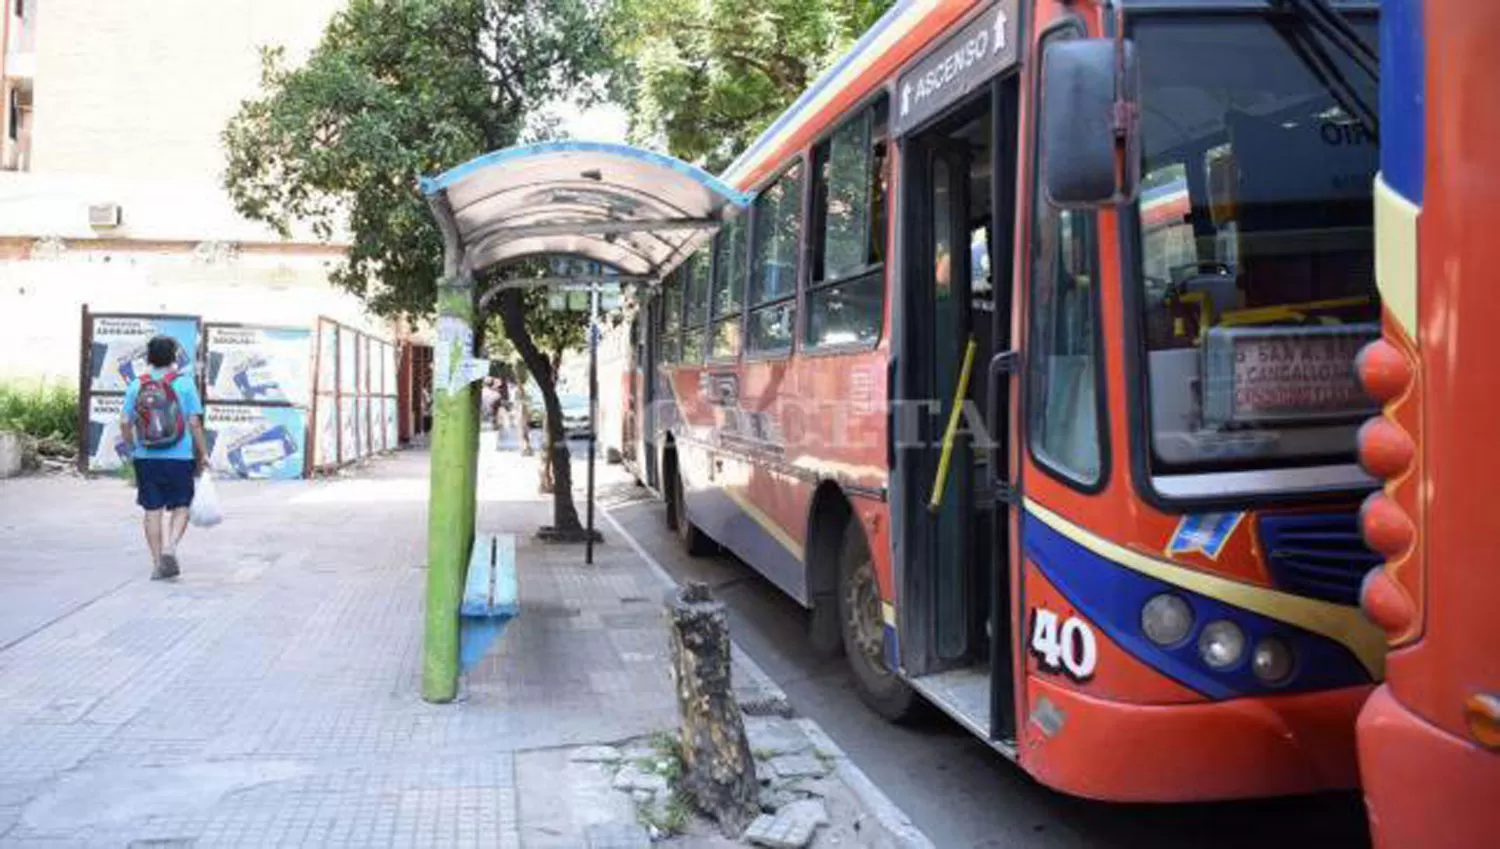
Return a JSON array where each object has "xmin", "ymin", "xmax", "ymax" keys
[{"xmin": 135, "ymin": 372, "xmax": 186, "ymax": 449}]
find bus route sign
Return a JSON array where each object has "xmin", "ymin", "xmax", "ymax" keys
[
  {"xmin": 1202, "ymin": 325, "xmax": 1380, "ymax": 425},
  {"xmin": 893, "ymin": 1, "xmax": 1020, "ymax": 136}
]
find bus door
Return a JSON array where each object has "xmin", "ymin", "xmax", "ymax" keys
[
  {"xmin": 898, "ymin": 79, "xmax": 1019, "ymax": 742},
  {"xmin": 642, "ymin": 295, "xmax": 661, "ymax": 490}
]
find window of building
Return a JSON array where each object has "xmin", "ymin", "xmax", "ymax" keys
[
  {"xmin": 747, "ymin": 161, "xmax": 805, "ymax": 354},
  {"xmin": 1027, "ymin": 30, "xmax": 1104, "ymax": 487},
  {"xmin": 709, "ymin": 217, "xmax": 747, "ymax": 359},
  {"xmin": 806, "ymin": 100, "xmax": 888, "ymax": 349}
]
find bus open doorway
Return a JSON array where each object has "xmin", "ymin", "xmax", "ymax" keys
[{"xmin": 896, "ymin": 78, "xmax": 1020, "ymax": 747}]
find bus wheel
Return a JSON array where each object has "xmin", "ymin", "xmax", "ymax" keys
[
  {"xmin": 839, "ymin": 519, "xmax": 916, "ymax": 721},
  {"xmin": 664, "ymin": 452, "xmax": 681, "ymax": 532},
  {"xmin": 672, "ymin": 462, "xmax": 715, "ymax": 557}
]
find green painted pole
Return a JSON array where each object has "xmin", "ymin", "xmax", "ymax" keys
[{"xmin": 423, "ymin": 273, "xmax": 478, "ymax": 703}]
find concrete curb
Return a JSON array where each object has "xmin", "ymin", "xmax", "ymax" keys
[{"xmin": 599, "ymin": 506, "xmax": 936, "ymax": 849}]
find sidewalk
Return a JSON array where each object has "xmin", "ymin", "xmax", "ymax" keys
[{"xmin": 0, "ymin": 443, "xmax": 924, "ymax": 847}]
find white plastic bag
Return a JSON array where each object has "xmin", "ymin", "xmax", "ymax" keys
[{"xmin": 190, "ymin": 473, "xmax": 224, "ymax": 528}]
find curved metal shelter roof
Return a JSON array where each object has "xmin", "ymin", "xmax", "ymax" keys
[{"xmin": 420, "ymin": 141, "xmax": 752, "ymax": 279}]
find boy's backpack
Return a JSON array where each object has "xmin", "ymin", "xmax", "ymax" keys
[{"xmin": 135, "ymin": 372, "xmax": 186, "ymax": 449}]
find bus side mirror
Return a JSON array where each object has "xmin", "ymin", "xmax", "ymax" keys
[{"xmin": 1041, "ymin": 38, "xmax": 1140, "ymax": 207}]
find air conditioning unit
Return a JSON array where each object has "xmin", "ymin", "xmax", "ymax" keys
[{"xmin": 88, "ymin": 203, "xmax": 122, "ymax": 228}]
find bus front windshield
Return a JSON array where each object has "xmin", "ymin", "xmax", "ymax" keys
[{"xmin": 1132, "ymin": 12, "xmax": 1379, "ymax": 493}]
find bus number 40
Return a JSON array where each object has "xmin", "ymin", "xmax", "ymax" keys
[{"xmin": 1030, "ymin": 608, "xmax": 1098, "ymax": 682}]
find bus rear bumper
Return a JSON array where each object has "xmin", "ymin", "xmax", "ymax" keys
[
  {"xmin": 1021, "ymin": 677, "xmax": 1371, "ymax": 802},
  {"xmin": 1358, "ymin": 684, "xmax": 1500, "ymax": 849}
]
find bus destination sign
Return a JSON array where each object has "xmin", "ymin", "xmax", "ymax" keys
[
  {"xmin": 893, "ymin": 1, "xmax": 1020, "ymax": 136},
  {"xmin": 1203, "ymin": 325, "xmax": 1380, "ymax": 425}
]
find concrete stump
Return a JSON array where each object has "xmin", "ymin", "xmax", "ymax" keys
[
  {"xmin": 0, "ymin": 431, "xmax": 22, "ymax": 479},
  {"xmin": 667, "ymin": 581, "xmax": 759, "ymax": 836}
]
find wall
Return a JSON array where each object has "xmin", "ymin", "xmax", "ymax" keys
[
  {"xmin": 2, "ymin": 245, "xmax": 387, "ymax": 383},
  {"xmin": 0, "ymin": 0, "xmax": 376, "ymax": 386}
]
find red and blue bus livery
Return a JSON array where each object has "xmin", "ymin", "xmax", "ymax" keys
[{"xmin": 620, "ymin": 0, "xmax": 1388, "ymax": 802}]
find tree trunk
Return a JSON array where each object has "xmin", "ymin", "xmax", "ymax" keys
[
  {"xmin": 668, "ymin": 581, "xmax": 759, "ymax": 836},
  {"xmin": 495, "ymin": 289, "xmax": 581, "ymax": 533}
]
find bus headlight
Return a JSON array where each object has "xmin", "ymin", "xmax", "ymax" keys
[
  {"xmin": 1251, "ymin": 637, "xmax": 1295, "ymax": 685},
  {"xmin": 1141, "ymin": 594, "xmax": 1193, "ymax": 646},
  {"xmin": 1198, "ymin": 620, "xmax": 1246, "ymax": 669}
]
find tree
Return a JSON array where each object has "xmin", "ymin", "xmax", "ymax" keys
[
  {"xmin": 222, "ymin": 0, "xmax": 610, "ymax": 533},
  {"xmin": 486, "ymin": 273, "xmax": 588, "ymax": 509},
  {"xmin": 611, "ymin": 0, "xmax": 894, "ymax": 170}
]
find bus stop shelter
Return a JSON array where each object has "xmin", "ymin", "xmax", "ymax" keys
[{"xmin": 417, "ymin": 141, "xmax": 750, "ymax": 702}]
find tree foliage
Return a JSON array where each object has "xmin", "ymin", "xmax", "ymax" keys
[
  {"xmin": 222, "ymin": 0, "xmax": 609, "ymax": 530},
  {"xmin": 611, "ymin": 0, "xmax": 894, "ymax": 170}
]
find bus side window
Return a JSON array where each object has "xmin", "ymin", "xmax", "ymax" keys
[
  {"xmin": 682, "ymin": 251, "xmax": 711, "ymax": 363},
  {"xmin": 1027, "ymin": 30, "xmax": 1104, "ymax": 487},
  {"xmin": 710, "ymin": 218, "xmax": 746, "ymax": 359},
  {"xmin": 806, "ymin": 98, "xmax": 888, "ymax": 349},
  {"xmin": 662, "ymin": 271, "xmax": 683, "ymax": 364},
  {"xmin": 747, "ymin": 161, "xmax": 805, "ymax": 354}
]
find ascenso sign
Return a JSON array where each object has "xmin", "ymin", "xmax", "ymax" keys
[{"xmin": 894, "ymin": 1, "xmax": 1020, "ymax": 135}]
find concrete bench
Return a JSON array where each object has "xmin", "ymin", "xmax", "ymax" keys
[{"xmin": 459, "ymin": 532, "xmax": 519, "ymax": 672}]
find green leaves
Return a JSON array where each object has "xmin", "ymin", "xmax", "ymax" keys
[
  {"xmin": 611, "ymin": 0, "xmax": 894, "ymax": 171},
  {"xmin": 221, "ymin": 0, "xmax": 610, "ymax": 320}
]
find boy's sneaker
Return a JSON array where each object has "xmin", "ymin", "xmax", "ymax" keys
[{"xmin": 153, "ymin": 553, "xmax": 180, "ymax": 580}]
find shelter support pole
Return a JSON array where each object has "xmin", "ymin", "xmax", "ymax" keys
[
  {"xmin": 423, "ymin": 271, "xmax": 479, "ymax": 703},
  {"xmin": 586, "ymin": 285, "xmax": 599, "ymax": 565}
]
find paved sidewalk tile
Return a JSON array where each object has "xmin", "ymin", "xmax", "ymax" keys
[{"xmin": 0, "ymin": 446, "xmax": 677, "ymax": 847}]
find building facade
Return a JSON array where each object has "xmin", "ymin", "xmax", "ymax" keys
[{"xmin": 0, "ymin": 0, "xmax": 391, "ymax": 383}]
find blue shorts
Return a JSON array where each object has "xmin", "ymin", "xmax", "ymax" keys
[{"xmin": 134, "ymin": 459, "xmax": 196, "ymax": 511}]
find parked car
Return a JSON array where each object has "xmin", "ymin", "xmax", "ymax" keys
[{"xmin": 558, "ymin": 393, "xmax": 591, "ymax": 438}]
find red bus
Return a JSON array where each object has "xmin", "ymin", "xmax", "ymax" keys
[
  {"xmin": 1355, "ymin": 1, "xmax": 1500, "ymax": 844},
  {"xmin": 624, "ymin": 0, "xmax": 1385, "ymax": 801}
]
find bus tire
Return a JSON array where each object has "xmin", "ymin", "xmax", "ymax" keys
[
  {"xmin": 672, "ymin": 461, "xmax": 716, "ymax": 557},
  {"xmin": 663, "ymin": 450, "xmax": 681, "ymax": 532},
  {"xmin": 839, "ymin": 518, "xmax": 917, "ymax": 722}
]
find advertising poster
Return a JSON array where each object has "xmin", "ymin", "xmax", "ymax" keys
[
  {"xmin": 357, "ymin": 396, "xmax": 370, "ymax": 457},
  {"xmin": 339, "ymin": 328, "xmax": 357, "ymax": 395},
  {"xmin": 384, "ymin": 344, "xmax": 397, "ymax": 397},
  {"xmin": 340, "ymin": 398, "xmax": 358, "ymax": 461},
  {"xmin": 314, "ymin": 397, "xmax": 338, "ymax": 469},
  {"xmin": 385, "ymin": 398, "xmax": 398, "ymax": 450},
  {"xmin": 364, "ymin": 336, "xmax": 375, "ymax": 395},
  {"xmin": 317, "ymin": 322, "xmax": 338, "ymax": 391},
  {"xmin": 371, "ymin": 341, "xmax": 382, "ymax": 395},
  {"xmin": 204, "ymin": 404, "xmax": 307, "ymax": 480},
  {"xmin": 204, "ymin": 326, "xmax": 312, "ymax": 406},
  {"xmin": 84, "ymin": 395, "xmax": 130, "ymax": 472},
  {"xmin": 88, "ymin": 315, "xmax": 199, "ymax": 394}
]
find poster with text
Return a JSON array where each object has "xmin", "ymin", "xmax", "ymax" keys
[
  {"xmin": 88, "ymin": 315, "xmax": 199, "ymax": 394},
  {"xmin": 384, "ymin": 344, "xmax": 398, "ymax": 397},
  {"xmin": 84, "ymin": 395, "xmax": 130, "ymax": 472},
  {"xmin": 313, "ymin": 397, "xmax": 337, "ymax": 469},
  {"xmin": 317, "ymin": 322, "xmax": 338, "ymax": 393},
  {"xmin": 384, "ymin": 398, "xmax": 398, "ymax": 449},
  {"xmin": 357, "ymin": 396, "xmax": 371, "ymax": 456},
  {"xmin": 339, "ymin": 328, "xmax": 357, "ymax": 395},
  {"xmin": 372, "ymin": 342, "xmax": 383, "ymax": 395},
  {"xmin": 205, "ymin": 326, "xmax": 312, "ymax": 406},
  {"xmin": 339, "ymin": 398, "xmax": 357, "ymax": 462},
  {"xmin": 204, "ymin": 404, "xmax": 307, "ymax": 480},
  {"xmin": 363, "ymin": 336, "xmax": 374, "ymax": 395}
]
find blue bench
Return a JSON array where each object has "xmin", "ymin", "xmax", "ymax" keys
[{"xmin": 459, "ymin": 532, "xmax": 520, "ymax": 673}]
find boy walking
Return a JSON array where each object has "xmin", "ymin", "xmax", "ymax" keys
[{"xmin": 119, "ymin": 336, "xmax": 209, "ymax": 580}]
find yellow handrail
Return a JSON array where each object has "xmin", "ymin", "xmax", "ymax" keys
[{"xmin": 928, "ymin": 337, "xmax": 977, "ymax": 514}]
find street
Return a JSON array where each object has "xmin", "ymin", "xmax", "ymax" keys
[{"xmin": 602, "ymin": 483, "xmax": 1374, "ymax": 849}]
